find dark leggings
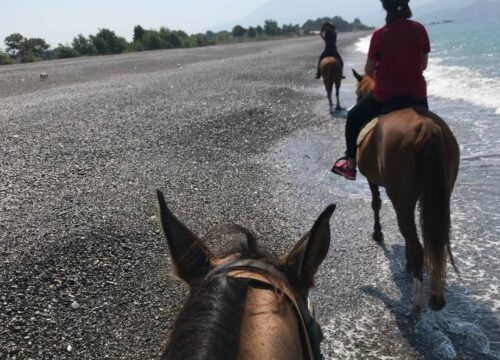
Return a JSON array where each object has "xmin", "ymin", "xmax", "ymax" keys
[{"xmin": 345, "ymin": 93, "xmax": 429, "ymax": 158}]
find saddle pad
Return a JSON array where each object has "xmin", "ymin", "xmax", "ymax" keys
[{"xmin": 357, "ymin": 118, "xmax": 379, "ymax": 146}]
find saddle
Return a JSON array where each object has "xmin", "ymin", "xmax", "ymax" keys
[
  {"xmin": 357, "ymin": 118, "xmax": 378, "ymax": 146},
  {"xmin": 356, "ymin": 97, "xmax": 428, "ymax": 147}
]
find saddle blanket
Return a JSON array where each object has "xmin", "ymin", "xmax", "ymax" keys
[{"xmin": 357, "ymin": 118, "xmax": 379, "ymax": 146}]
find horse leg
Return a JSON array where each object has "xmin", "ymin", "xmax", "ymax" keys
[
  {"xmin": 325, "ymin": 80, "xmax": 333, "ymax": 113},
  {"xmin": 335, "ymin": 82, "xmax": 341, "ymax": 111},
  {"xmin": 394, "ymin": 199, "xmax": 424, "ymax": 312},
  {"xmin": 368, "ymin": 181, "xmax": 383, "ymax": 242}
]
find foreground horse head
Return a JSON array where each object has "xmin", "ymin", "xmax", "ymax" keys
[
  {"xmin": 320, "ymin": 57, "xmax": 343, "ymax": 113},
  {"xmin": 157, "ymin": 190, "xmax": 335, "ymax": 359},
  {"xmin": 352, "ymin": 69, "xmax": 460, "ymax": 312}
]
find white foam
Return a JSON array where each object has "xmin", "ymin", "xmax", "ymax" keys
[
  {"xmin": 416, "ymin": 310, "xmax": 492, "ymax": 358},
  {"xmin": 354, "ymin": 35, "xmax": 500, "ymax": 114},
  {"xmin": 426, "ymin": 58, "xmax": 500, "ymax": 114},
  {"xmin": 355, "ymin": 35, "xmax": 371, "ymax": 54}
]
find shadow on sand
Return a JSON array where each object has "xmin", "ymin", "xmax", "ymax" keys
[
  {"xmin": 330, "ymin": 107, "xmax": 348, "ymax": 119},
  {"xmin": 361, "ymin": 243, "xmax": 500, "ymax": 359}
]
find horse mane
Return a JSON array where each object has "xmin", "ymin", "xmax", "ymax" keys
[
  {"xmin": 358, "ymin": 75, "xmax": 375, "ymax": 96},
  {"xmin": 162, "ymin": 227, "xmax": 282, "ymax": 360}
]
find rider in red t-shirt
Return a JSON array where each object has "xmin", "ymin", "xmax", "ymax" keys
[{"xmin": 332, "ymin": 0, "xmax": 430, "ymax": 180}]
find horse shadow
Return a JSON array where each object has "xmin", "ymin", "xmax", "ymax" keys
[
  {"xmin": 330, "ymin": 107, "xmax": 348, "ymax": 119},
  {"xmin": 361, "ymin": 243, "xmax": 500, "ymax": 359}
]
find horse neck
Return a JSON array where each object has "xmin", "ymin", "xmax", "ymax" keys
[{"xmin": 238, "ymin": 287, "xmax": 304, "ymax": 360}]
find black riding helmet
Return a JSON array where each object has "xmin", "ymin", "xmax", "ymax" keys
[{"xmin": 381, "ymin": 0, "xmax": 410, "ymax": 10}]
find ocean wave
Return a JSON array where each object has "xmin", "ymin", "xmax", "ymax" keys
[
  {"xmin": 354, "ymin": 36, "xmax": 500, "ymax": 114},
  {"xmin": 355, "ymin": 35, "xmax": 371, "ymax": 54},
  {"xmin": 426, "ymin": 58, "xmax": 500, "ymax": 114}
]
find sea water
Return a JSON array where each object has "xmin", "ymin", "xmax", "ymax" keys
[{"xmin": 355, "ymin": 19, "xmax": 500, "ymax": 359}]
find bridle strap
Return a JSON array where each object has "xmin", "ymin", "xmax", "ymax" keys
[{"xmin": 208, "ymin": 259, "xmax": 323, "ymax": 360}]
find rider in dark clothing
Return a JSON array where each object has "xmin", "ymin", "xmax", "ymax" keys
[{"xmin": 315, "ymin": 22, "xmax": 344, "ymax": 79}]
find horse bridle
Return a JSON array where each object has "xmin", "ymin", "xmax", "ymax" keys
[{"xmin": 207, "ymin": 259, "xmax": 323, "ymax": 360}]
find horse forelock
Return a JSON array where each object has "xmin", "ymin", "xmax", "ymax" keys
[{"xmin": 163, "ymin": 229, "xmax": 286, "ymax": 360}]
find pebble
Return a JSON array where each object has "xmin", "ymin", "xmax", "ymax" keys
[{"xmin": 70, "ymin": 301, "xmax": 80, "ymax": 310}]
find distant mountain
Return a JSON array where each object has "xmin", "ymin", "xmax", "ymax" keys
[
  {"xmin": 412, "ymin": 0, "xmax": 478, "ymax": 16},
  {"xmin": 416, "ymin": 0, "xmax": 500, "ymax": 23},
  {"xmin": 214, "ymin": 0, "xmax": 430, "ymax": 31},
  {"xmin": 213, "ymin": 0, "xmax": 499, "ymax": 33}
]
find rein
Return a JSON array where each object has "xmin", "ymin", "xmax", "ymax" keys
[{"xmin": 207, "ymin": 259, "xmax": 323, "ymax": 360}]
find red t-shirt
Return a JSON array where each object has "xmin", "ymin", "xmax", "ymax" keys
[{"xmin": 368, "ymin": 19, "xmax": 430, "ymax": 102}]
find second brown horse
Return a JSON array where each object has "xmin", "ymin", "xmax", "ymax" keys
[
  {"xmin": 320, "ymin": 57, "xmax": 343, "ymax": 113},
  {"xmin": 352, "ymin": 70, "xmax": 460, "ymax": 312}
]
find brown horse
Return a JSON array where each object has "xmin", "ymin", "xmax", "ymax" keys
[
  {"xmin": 352, "ymin": 70, "xmax": 460, "ymax": 312},
  {"xmin": 320, "ymin": 57, "xmax": 343, "ymax": 113},
  {"xmin": 157, "ymin": 190, "xmax": 335, "ymax": 360}
]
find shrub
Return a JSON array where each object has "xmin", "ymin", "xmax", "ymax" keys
[
  {"xmin": 55, "ymin": 45, "xmax": 80, "ymax": 59},
  {"xmin": 0, "ymin": 52, "xmax": 14, "ymax": 65},
  {"xmin": 21, "ymin": 53, "xmax": 40, "ymax": 63}
]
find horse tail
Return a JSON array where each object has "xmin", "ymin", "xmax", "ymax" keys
[{"xmin": 419, "ymin": 124, "xmax": 456, "ymax": 298}]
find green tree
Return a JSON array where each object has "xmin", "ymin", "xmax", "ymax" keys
[
  {"xmin": 24, "ymin": 38, "xmax": 49, "ymax": 57},
  {"xmin": 248, "ymin": 27, "xmax": 257, "ymax": 38},
  {"xmin": 0, "ymin": 52, "xmax": 15, "ymax": 65},
  {"xmin": 264, "ymin": 19, "xmax": 279, "ymax": 36},
  {"xmin": 159, "ymin": 28, "xmax": 186, "ymax": 49},
  {"xmin": 90, "ymin": 28, "xmax": 127, "ymax": 55},
  {"xmin": 256, "ymin": 26, "xmax": 264, "ymax": 36},
  {"xmin": 190, "ymin": 34, "xmax": 213, "ymax": 47},
  {"xmin": 72, "ymin": 34, "xmax": 96, "ymax": 55},
  {"xmin": 232, "ymin": 25, "xmax": 247, "ymax": 38},
  {"xmin": 142, "ymin": 30, "xmax": 162, "ymax": 50},
  {"xmin": 4, "ymin": 33, "xmax": 25, "ymax": 54},
  {"xmin": 133, "ymin": 25, "xmax": 145, "ymax": 42}
]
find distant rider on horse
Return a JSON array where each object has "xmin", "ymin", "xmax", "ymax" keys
[
  {"xmin": 332, "ymin": 0, "xmax": 430, "ymax": 180},
  {"xmin": 315, "ymin": 22, "xmax": 344, "ymax": 79}
]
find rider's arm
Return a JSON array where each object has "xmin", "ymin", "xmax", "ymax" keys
[
  {"xmin": 422, "ymin": 53, "xmax": 428, "ymax": 71},
  {"xmin": 365, "ymin": 58, "xmax": 376, "ymax": 77}
]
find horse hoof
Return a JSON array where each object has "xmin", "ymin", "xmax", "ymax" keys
[
  {"xmin": 372, "ymin": 231, "xmax": 384, "ymax": 242},
  {"xmin": 429, "ymin": 296, "xmax": 446, "ymax": 311},
  {"xmin": 411, "ymin": 303, "xmax": 423, "ymax": 314}
]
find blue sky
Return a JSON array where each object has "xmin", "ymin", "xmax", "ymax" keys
[{"xmin": 0, "ymin": 0, "xmax": 269, "ymax": 48}]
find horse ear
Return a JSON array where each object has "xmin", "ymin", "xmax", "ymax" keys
[
  {"xmin": 352, "ymin": 69, "xmax": 363, "ymax": 82},
  {"xmin": 284, "ymin": 204, "xmax": 336, "ymax": 291},
  {"xmin": 157, "ymin": 190, "xmax": 212, "ymax": 285}
]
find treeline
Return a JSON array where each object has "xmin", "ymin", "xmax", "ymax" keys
[
  {"xmin": 302, "ymin": 16, "xmax": 373, "ymax": 33},
  {"xmin": 0, "ymin": 17, "xmax": 372, "ymax": 65}
]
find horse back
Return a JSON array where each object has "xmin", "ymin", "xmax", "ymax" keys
[
  {"xmin": 320, "ymin": 57, "xmax": 342, "ymax": 82},
  {"xmin": 358, "ymin": 108, "xmax": 459, "ymax": 186}
]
